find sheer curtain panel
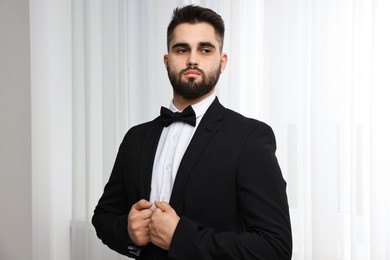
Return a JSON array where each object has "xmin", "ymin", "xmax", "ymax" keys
[{"xmin": 71, "ymin": 0, "xmax": 390, "ymax": 260}]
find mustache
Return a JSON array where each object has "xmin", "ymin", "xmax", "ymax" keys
[{"xmin": 180, "ymin": 66, "xmax": 205, "ymax": 76}]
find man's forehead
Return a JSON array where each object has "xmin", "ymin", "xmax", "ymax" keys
[{"xmin": 170, "ymin": 23, "xmax": 220, "ymax": 47}]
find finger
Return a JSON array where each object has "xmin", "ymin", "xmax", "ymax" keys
[
  {"xmin": 139, "ymin": 208, "xmax": 153, "ymax": 219},
  {"xmin": 132, "ymin": 225, "xmax": 150, "ymax": 236},
  {"xmin": 138, "ymin": 218, "xmax": 152, "ymax": 228},
  {"xmin": 129, "ymin": 217, "xmax": 150, "ymax": 230},
  {"xmin": 130, "ymin": 227, "xmax": 151, "ymax": 246},
  {"xmin": 148, "ymin": 223, "xmax": 155, "ymax": 234},
  {"xmin": 153, "ymin": 208, "xmax": 163, "ymax": 215},
  {"xmin": 133, "ymin": 199, "xmax": 153, "ymax": 211},
  {"xmin": 154, "ymin": 201, "xmax": 171, "ymax": 212}
]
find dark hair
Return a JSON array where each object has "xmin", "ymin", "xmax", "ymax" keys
[{"xmin": 167, "ymin": 5, "xmax": 225, "ymax": 52}]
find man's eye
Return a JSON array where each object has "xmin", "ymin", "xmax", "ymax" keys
[
  {"xmin": 201, "ymin": 48, "xmax": 212, "ymax": 54},
  {"xmin": 177, "ymin": 48, "xmax": 188, "ymax": 53}
]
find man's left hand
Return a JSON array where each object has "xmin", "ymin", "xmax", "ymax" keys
[{"xmin": 149, "ymin": 201, "xmax": 180, "ymax": 250}]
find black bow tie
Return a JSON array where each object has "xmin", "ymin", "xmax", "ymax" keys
[{"xmin": 160, "ymin": 106, "xmax": 196, "ymax": 127}]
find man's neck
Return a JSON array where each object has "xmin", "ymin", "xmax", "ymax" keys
[{"xmin": 173, "ymin": 90, "xmax": 215, "ymax": 111}]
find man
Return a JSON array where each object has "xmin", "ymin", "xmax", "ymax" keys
[{"xmin": 92, "ymin": 5, "xmax": 292, "ymax": 260}]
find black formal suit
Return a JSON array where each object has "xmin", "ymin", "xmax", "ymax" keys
[{"xmin": 92, "ymin": 97, "xmax": 292, "ymax": 260}]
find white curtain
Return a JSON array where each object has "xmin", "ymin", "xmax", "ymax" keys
[{"xmin": 71, "ymin": 0, "xmax": 390, "ymax": 259}]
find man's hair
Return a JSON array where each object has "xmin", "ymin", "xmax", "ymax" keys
[{"xmin": 167, "ymin": 5, "xmax": 225, "ymax": 52}]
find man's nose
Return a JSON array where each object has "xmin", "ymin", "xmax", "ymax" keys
[{"xmin": 187, "ymin": 50, "xmax": 199, "ymax": 67}]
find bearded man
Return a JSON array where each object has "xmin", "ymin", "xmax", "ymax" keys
[{"xmin": 92, "ymin": 5, "xmax": 292, "ymax": 260}]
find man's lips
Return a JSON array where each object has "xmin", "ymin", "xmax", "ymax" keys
[{"xmin": 183, "ymin": 70, "xmax": 201, "ymax": 77}]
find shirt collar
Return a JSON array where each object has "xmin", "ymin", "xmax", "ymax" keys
[{"xmin": 169, "ymin": 93, "xmax": 216, "ymax": 119}]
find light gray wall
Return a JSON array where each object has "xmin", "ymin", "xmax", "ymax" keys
[{"xmin": 0, "ymin": 0, "xmax": 32, "ymax": 259}]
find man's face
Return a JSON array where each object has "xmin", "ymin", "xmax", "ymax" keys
[{"xmin": 164, "ymin": 22, "xmax": 228, "ymax": 100}]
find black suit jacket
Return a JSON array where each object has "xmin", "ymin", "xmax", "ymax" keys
[{"xmin": 92, "ymin": 98, "xmax": 292, "ymax": 260}]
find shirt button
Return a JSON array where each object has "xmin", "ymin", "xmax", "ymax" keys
[
  {"xmin": 160, "ymin": 195, "xmax": 168, "ymax": 202},
  {"xmin": 165, "ymin": 165, "xmax": 171, "ymax": 171}
]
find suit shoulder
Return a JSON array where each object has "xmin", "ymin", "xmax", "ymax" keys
[
  {"xmin": 121, "ymin": 117, "xmax": 160, "ymax": 142},
  {"xmin": 221, "ymin": 108, "xmax": 278, "ymax": 150},
  {"xmin": 223, "ymin": 108, "xmax": 273, "ymax": 133}
]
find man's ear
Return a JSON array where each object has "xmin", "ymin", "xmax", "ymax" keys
[
  {"xmin": 220, "ymin": 53, "xmax": 228, "ymax": 72},
  {"xmin": 163, "ymin": 54, "xmax": 168, "ymax": 69}
]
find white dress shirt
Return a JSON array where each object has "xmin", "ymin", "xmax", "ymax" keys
[{"xmin": 149, "ymin": 94, "xmax": 216, "ymax": 207}]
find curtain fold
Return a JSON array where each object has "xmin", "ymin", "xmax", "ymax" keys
[{"xmin": 71, "ymin": 0, "xmax": 390, "ymax": 259}]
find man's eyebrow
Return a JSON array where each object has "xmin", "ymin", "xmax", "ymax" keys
[
  {"xmin": 171, "ymin": 42, "xmax": 216, "ymax": 49},
  {"xmin": 199, "ymin": 41, "xmax": 216, "ymax": 49},
  {"xmin": 171, "ymin": 42, "xmax": 190, "ymax": 49}
]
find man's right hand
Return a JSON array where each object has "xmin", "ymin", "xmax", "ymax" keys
[{"xmin": 128, "ymin": 199, "xmax": 153, "ymax": 246}]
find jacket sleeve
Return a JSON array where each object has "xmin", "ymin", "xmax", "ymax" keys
[
  {"xmin": 91, "ymin": 138, "xmax": 141, "ymax": 259},
  {"xmin": 168, "ymin": 124, "xmax": 292, "ymax": 260}
]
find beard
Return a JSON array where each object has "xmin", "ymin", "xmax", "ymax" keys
[{"xmin": 167, "ymin": 64, "xmax": 221, "ymax": 100}]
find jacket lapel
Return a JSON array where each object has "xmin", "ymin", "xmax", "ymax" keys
[{"xmin": 169, "ymin": 98, "xmax": 224, "ymax": 208}]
